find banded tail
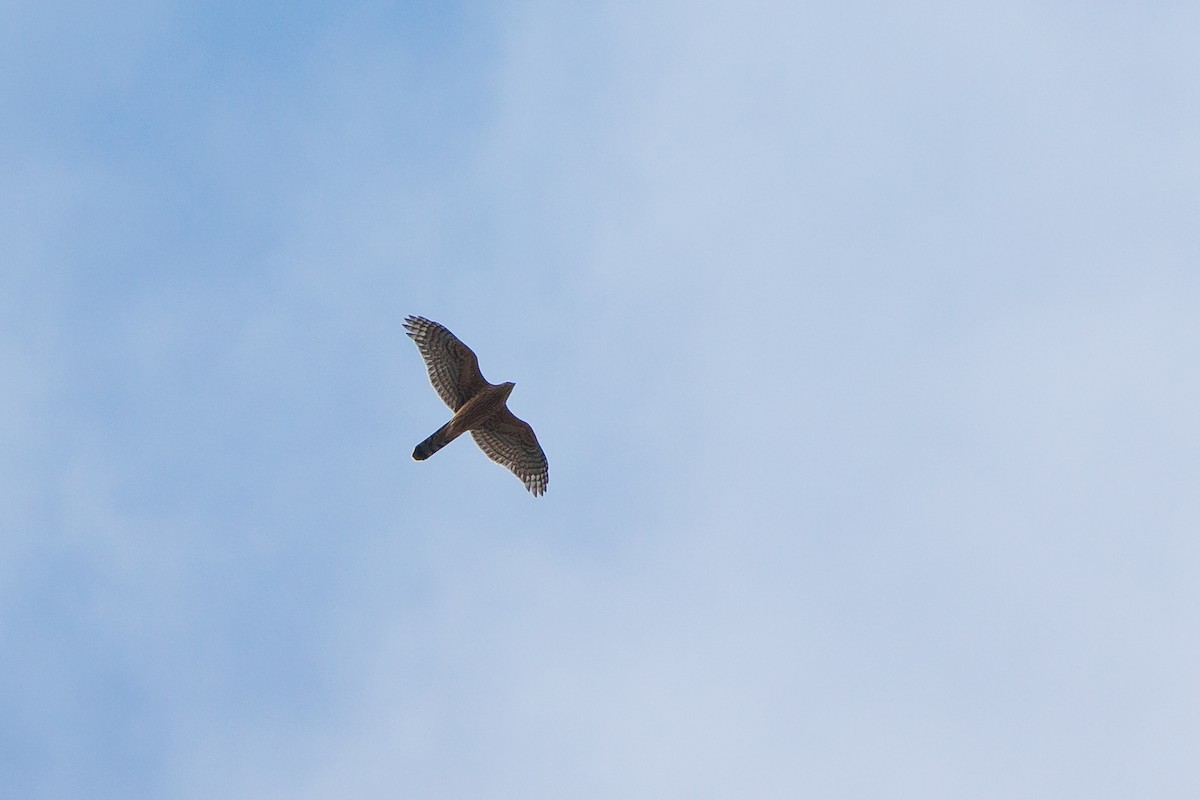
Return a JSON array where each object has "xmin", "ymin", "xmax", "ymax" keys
[{"xmin": 412, "ymin": 421, "xmax": 459, "ymax": 461}]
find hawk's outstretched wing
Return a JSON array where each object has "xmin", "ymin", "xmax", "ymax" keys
[
  {"xmin": 403, "ymin": 315, "xmax": 488, "ymax": 411},
  {"xmin": 471, "ymin": 409, "xmax": 549, "ymax": 496}
]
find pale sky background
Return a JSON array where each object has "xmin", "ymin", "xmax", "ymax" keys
[{"xmin": 3, "ymin": 1, "xmax": 1199, "ymax": 798}]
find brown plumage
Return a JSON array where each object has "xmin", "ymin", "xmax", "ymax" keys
[{"xmin": 403, "ymin": 315, "xmax": 548, "ymax": 496}]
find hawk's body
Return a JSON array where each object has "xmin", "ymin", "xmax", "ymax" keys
[
  {"xmin": 404, "ymin": 315, "xmax": 548, "ymax": 496},
  {"xmin": 411, "ymin": 380, "xmax": 515, "ymax": 460}
]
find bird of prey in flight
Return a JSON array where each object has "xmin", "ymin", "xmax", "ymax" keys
[{"xmin": 404, "ymin": 315, "xmax": 548, "ymax": 496}]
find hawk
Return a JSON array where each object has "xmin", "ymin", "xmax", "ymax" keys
[{"xmin": 403, "ymin": 315, "xmax": 549, "ymax": 496}]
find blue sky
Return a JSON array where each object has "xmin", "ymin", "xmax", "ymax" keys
[{"xmin": 3, "ymin": 1, "xmax": 1199, "ymax": 797}]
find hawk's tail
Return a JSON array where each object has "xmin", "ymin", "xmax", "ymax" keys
[{"xmin": 413, "ymin": 422, "xmax": 456, "ymax": 461}]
